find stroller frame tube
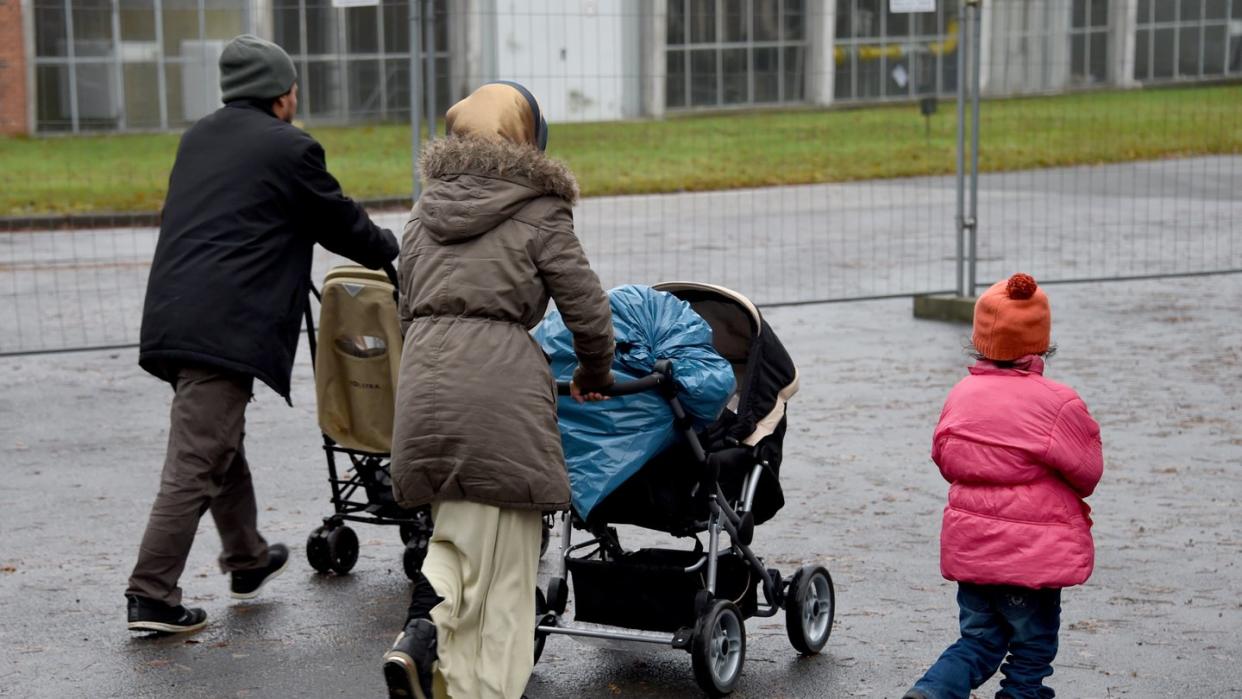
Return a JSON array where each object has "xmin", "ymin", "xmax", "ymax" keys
[{"xmin": 540, "ymin": 381, "xmax": 790, "ymax": 651}]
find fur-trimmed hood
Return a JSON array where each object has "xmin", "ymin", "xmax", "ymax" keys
[{"xmin": 419, "ymin": 136, "xmax": 578, "ymax": 204}]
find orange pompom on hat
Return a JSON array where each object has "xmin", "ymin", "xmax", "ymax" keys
[{"xmin": 971, "ymin": 273, "xmax": 1051, "ymax": 361}]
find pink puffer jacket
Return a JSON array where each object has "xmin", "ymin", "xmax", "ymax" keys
[{"xmin": 933, "ymin": 355, "xmax": 1103, "ymax": 589}]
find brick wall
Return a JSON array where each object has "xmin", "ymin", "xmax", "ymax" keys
[{"xmin": 0, "ymin": 0, "xmax": 30, "ymax": 135}]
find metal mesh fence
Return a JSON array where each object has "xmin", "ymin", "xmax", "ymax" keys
[{"xmin": 2, "ymin": 0, "xmax": 1240, "ymax": 356}]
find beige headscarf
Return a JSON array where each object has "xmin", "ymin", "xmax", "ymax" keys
[{"xmin": 444, "ymin": 83, "xmax": 539, "ymax": 147}]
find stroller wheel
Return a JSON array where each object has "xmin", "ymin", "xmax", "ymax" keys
[
  {"xmin": 534, "ymin": 587, "xmax": 551, "ymax": 665},
  {"xmin": 325, "ymin": 525, "xmax": 359, "ymax": 575},
  {"xmin": 691, "ymin": 600, "xmax": 745, "ymax": 697},
  {"xmin": 306, "ymin": 526, "xmax": 333, "ymax": 574},
  {"xmin": 785, "ymin": 565, "xmax": 834, "ymax": 655}
]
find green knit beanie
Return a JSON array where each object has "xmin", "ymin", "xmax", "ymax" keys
[{"xmin": 219, "ymin": 34, "xmax": 297, "ymax": 103}]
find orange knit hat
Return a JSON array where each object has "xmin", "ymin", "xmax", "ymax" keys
[{"xmin": 971, "ymin": 273, "xmax": 1051, "ymax": 361}]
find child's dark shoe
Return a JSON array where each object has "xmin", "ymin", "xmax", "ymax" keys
[{"xmin": 382, "ymin": 618, "xmax": 438, "ymax": 699}]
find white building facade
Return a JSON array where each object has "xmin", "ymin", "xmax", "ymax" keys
[{"xmin": 16, "ymin": 0, "xmax": 1242, "ymax": 133}]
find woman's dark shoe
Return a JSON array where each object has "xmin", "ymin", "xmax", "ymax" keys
[
  {"xmin": 383, "ymin": 618, "xmax": 438, "ymax": 699},
  {"xmin": 126, "ymin": 594, "xmax": 208, "ymax": 634},
  {"xmin": 229, "ymin": 543, "xmax": 289, "ymax": 599}
]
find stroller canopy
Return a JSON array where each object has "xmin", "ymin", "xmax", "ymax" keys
[
  {"xmin": 652, "ymin": 282, "xmax": 799, "ymax": 449},
  {"xmin": 534, "ymin": 285, "xmax": 736, "ymax": 517}
]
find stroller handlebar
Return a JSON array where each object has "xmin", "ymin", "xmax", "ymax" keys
[{"xmin": 555, "ymin": 360, "xmax": 672, "ymax": 398}]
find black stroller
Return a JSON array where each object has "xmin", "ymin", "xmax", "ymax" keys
[
  {"xmin": 535, "ymin": 282, "xmax": 835, "ymax": 697},
  {"xmin": 301, "ymin": 264, "xmax": 432, "ymax": 580}
]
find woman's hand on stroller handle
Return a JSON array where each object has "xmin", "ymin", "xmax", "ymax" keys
[{"xmin": 557, "ymin": 360, "xmax": 672, "ymax": 401}]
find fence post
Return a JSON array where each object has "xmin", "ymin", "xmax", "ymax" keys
[
  {"xmin": 914, "ymin": 0, "xmax": 981, "ymax": 322},
  {"xmin": 409, "ymin": 0, "xmax": 423, "ymax": 200},
  {"xmin": 966, "ymin": 0, "xmax": 982, "ymax": 295},
  {"xmin": 955, "ymin": 0, "xmax": 967, "ymax": 298},
  {"xmin": 424, "ymin": 0, "xmax": 437, "ymax": 143}
]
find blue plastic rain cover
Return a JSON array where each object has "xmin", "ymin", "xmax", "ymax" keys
[{"xmin": 532, "ymin": 285, "xmax": 736, "ymax": 517}]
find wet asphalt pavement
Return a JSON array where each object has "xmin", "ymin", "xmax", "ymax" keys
[{"xmin": 2, "ymin": 274, "xmax": 1240, "ymax": 698}]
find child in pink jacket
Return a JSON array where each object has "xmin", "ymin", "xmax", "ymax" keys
[{"xmin": 905, "ymin": 273, "xmax": 1103, "ymax": 699}]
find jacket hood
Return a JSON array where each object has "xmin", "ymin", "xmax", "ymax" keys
[{"xmin": 416, "ymin": 136, "xmax": 578, "ymax": 243}]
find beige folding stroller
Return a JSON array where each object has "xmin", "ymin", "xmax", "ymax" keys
[{"xmin": 303, "ymin": 265, "xmax": 432, "ymax": 579}]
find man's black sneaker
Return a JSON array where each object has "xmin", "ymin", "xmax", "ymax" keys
[
  {"xmin": 229, "ymin": 543, "xmax": 289, "ymax": 600},
  {"xmin": 903, "ymin": 690, "xmax": 932, "ymax": 699},
  {"xmin": 126, "ymin": 594, "xmax": 208, "ymax": 634},
  {"xmin": 382, "ymin": 618, "xmax": 438, "ymax": 699}
]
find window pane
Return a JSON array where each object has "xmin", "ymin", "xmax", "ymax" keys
[
  {"xmin": 834, "ymin": 52, "xmax": 853, "ymax": 99},
  {"xmin": 887, "ymin": 7, "xmax": 909, "ymax": 37},
  {"xmin": 1072, "ymin": 0, "xmax": 1087, "ymax": 28},
  {"xmin": 784, "ymin": 0, "xmax": 805, "ymax": 40},
  {"xmin": 73, "ymin": 0, "xmax": 113, "ymax": 58},
  {"xmin": 835, "ymin": 0, "xmax": 852, "ymax": 39},
  {"xmin": 753, "ymin": 47, "xmax": 779, "ymax": 102},
  {"xmin": 35, "ymin": 2, "xmax": 69, "ymax": 57},
  {"xmin": 754, "ymin": 0, "xmax": 779, "ymax": 41},
  {"xmin": 690, "ymin": 0, "xmax": 716, "ymax": 43},
  {"xmin": 202, "ymin": 0, "xmax": 244, "ymax": 40},
  {"xmin": 1202, "ymin": 24, "xmax": 1227, "ymax": 73},
  {"xmin": 346, "ymin": 5, "xmax": 379, "ymax": 53},
  {"xmin": 1179, "ymin": 26, "xmax": 1201, "ymax": 75},
  {"xmin": 690, "ymin": 49, "xmax": 718, "ymax": 105},
  {"xmin": 857, "ymin": 42, "xmax": 884, "ymax": 97},
  {"xmin": 1152, "ymin": 28, "xmax": 1175, "ymax": 78},
  {"xmin": 1181, "ymin": 0, "xmax": 1204, "ymax": 20},
  {"xmin": 1071, "ymin": 33, "xmax": 1087, "ymax": 80},
  {"xmin": 1090, "ymin": 0, "xmax": 1108, "ymax": 26},
  {"xmin": 306, "ymin": 2, "xmax": 338, "ymax": 55},
  {"xmin": 384, "ymin": 59, "xmax": 410, "ymax": 119},
  {"xmin": 1134, "ymin": 28, "xmax": 1152, "ymax": 80},
  {"xmin": 854, "ymin": 0, "xmax": 882, "ymax": 37},
  {"xmin": 916, "ymin": 7, "xmax": 940, "ymax": 35},
  {"xmin": 668, "ymin": 0, "xmax": 686, "ymax": 45},
  {"xmin": 722, "ymin": 48, "xmax": 748, "ymax": 104},
  {"xmin": 1089, "ymin": 31, "xmax": 1108, "ymax": 82},
  {"xmin": 274, "ymin": 3, "xmax": 302, "ymax": 55},
  {"xmin": 36, "ymin": 64, "xmax": 73, "ymax": 131},
  {"xmin": 76, "ymin": 63, "xmax": 120, "ymax": 130},
  {"xmin": 164, "ymin": 66, "xmax": 186, "ymax": 124},
  {"xmin": 783, "ymin": 45, "xmax": 805, "ymax": 100},
  {"xmin": 347, "ymin": 59, "xmax": 382, "ymax": 119},
  {"xmin": 119, "ymin": 0, "xmax": 157, "ymax": 42},
  {"xmin": 162, "ymin": 0, "xmax": 199, "ymax": 56},
  {"xmin": 381, "ymin": 1, "xmax": 408, "ymax": 52},
  {"xmin": 432, "ymin": 0, "xmax": 449, "ymax": 53},
  {"xmin": 433, "ymin": 56, "xmax": 450, "ymax": 117},
  {"xmin": 666, "ymin": 50, "xmax": 687, "ymax": 108},
  {"xmin": 723, "ymin": 0, "xmax": 747, "ymax": 42},
  {"xmin": 123, "ymin": 62, "xmax": 162, "ymax": 128},
  {"xmin": 1137, "ymin": 0, "xmax": 1152, "ymax": 22},
  {"xmin": 1154, "ymin": 0, "xmax": 1176, "ymax": 22},
  {"xmin": 1206, "ymin": 0, "xmax": 1229, "ymax": 18},
  {"xmin": 307, "ymin": 59, "xmax": 342, "ymax": 118}
]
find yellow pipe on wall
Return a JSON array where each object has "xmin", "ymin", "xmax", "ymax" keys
[{"xmin": 833, "ymin": 19, "xmax": 959, "ymax": 64}]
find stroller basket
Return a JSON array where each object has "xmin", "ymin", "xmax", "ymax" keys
[{"xmin": 568, "ymin": 548, "xmax": 758, "ymax": 632}]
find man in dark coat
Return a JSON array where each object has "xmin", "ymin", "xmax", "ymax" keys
[{"xmin": 125, "ymin": 34, "xmax": 399, "ymax": 634}]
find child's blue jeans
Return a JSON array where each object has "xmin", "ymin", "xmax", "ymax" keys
[{"xmin": 911, "ymin": 583, "xmax": 1061, "ymax": 699}]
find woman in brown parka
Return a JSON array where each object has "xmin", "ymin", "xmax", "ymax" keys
[{"xmin": 382, "ymin": 82, "xmax": 615, "ymax": 699}]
